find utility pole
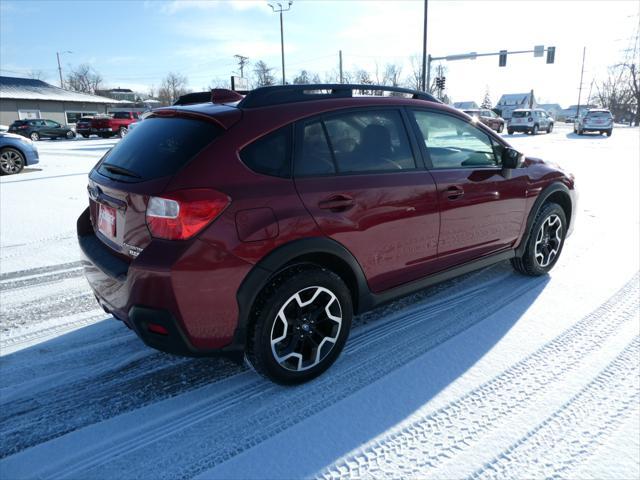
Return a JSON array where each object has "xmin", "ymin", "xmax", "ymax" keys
[
  {"xmin": 268, "ymin": 1, "xmax": 293, "ymax": 85},
  {"xmin": 339, "ymin": 50, "xmax": 343, "ymax": 84},
  {"xmin": 421, "ymin": 0, "xmax": 429, "ymax": 91},
  {"xmin": 234, "ymin": 54, "xmax": 249, "ymax": 77},
  {"xmin": 576, "ymin": 46, "xmax": 586, "ymax": 119},
  {"xmin": 56, "ymin": 50, "xmax": 72, "ymax": 88}
]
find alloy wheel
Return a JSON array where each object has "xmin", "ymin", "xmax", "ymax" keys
[
  {"xmin": 270, "ymin": 286, "xmax": 342, "ymax": 372},
  {"xmin": 0, "ymin": 149, "xmax": 25, "ymax": 174},
  {"xmin": 534, "ymin": 214, "xmax": 562, "ymax": 268}
]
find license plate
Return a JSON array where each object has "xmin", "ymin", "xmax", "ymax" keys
[{"xmin": 98, "ymin": 204, "xmax": 117, "ymax": 239}]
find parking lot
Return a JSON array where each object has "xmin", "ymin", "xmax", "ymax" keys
[{"xmin": 0, "ymin": 123, "xmax": 639, "ymax": 478}]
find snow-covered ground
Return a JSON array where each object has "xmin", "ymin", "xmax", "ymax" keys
[{"xmin": 1, "ymin": 125, "xmax": 639, "ymax": 479}]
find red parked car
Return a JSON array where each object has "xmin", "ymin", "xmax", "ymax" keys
[
  {"xmin": 90, "ymin": 111, "xmax": 139, "ymax": 138},
  {"xmin": 78, "ymin": 84, "xmax": 576, "ymax": 384}
]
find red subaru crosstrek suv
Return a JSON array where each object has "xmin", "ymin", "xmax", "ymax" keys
[{"xmin": 78, "ymin": 84, "xmax": 576, "ymax": 384}]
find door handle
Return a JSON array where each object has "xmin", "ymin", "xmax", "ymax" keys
[
  {"xmin": 446, "ymin": 186, "xmax": 465, "ymax": 200},
  {"xmin": 318, "ymin": 195, "xmax": 355, "ymax": 212}
]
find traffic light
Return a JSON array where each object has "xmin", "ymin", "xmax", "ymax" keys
[
  {"xmin": 435, "ymin": 77, "xmax": 446, "ymax": 90},
  {"xmin": 546, "ymin": 46, "xmax": 556, "ymax": 64},
  {"xmin": 499, "ymin": 50, "xmax": 507, "ymax": 67}
]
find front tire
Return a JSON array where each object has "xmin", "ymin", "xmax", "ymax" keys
[
  {"xmin": 606, "ymin": 129, "xmax": 612, "ymax": 137},
  {"xmin": 547, "ymin": 123, "xmax": 553, "ymax": 133},
  {"xmin": 0, "ymin": 147, "xmax": 26, "ymax": 175},
  {"xmin": 512, "ymin": 202, "xmax": 567, "ymax": 276},
  {"xmin": 66, "ymin": 130, "xmax": 76, "ymax": 139},
  {"xmin": 246, "ymin": 266, "xmax": 353, "ymax": 385},
  {"xmin": 497, "ymin": 123, "xmax": 504, "ymax": 133},
  {"xmin": 507, "ymin": 128, "xmax": 514, "ymax": 135},
  {"xmin": 532, "ymin": 124, "xmax": 539, "ymax": 135}
]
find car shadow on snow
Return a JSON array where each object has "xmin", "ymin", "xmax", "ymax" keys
[
  {"xmin": 1, "ymin": 264, "xmax": 549, "ymax": 477},
  {"xmin": 201, "ymin": 269, "xmax": 551, "ymax": 479},
  {"xmin": 565, "ymin": 132, "xmax": 610, "ymax": 140}
]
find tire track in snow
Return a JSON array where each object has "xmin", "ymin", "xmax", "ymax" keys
[
  {"xmin": 58, "ymin": 269, "xmax": 548, "ymax": 479},
  {"xmin": 0, "ymin": 261, "xmax": 82, "ymax": 282},
  {"xmin": 470, "ymin": 337, "xmax": 640, "ymax": 480},
  {"xmin": 316, "ymin": 273, "xmax": 639, "ymax": 480},
  {"xmin": 0, "ymin": 264, "xmax": 503, "ymax": 461}
]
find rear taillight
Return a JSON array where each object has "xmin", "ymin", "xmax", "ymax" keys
[
  {"xmin": 18, "ymin": 125, "xmax": 29, "ymax": 129},
  {"xmin": 146, "ymin": 189, "xmax": 230, "ymax": 240}
]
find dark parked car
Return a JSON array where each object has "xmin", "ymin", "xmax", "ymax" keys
[
  {"xmin": 8, "ymin": 119, "xmax": 76, "ymax": 141},
  {"xmin": 76, "ymin": 116, "xmax": 94, "ymax": 138},
  {"xmin": 0, "ymin": 132, "xmax": 39, "ymax": 175},
  {"xmin": 463, "ymin": 108, "xmax": 505, "ymax": 133},
  {"xmin": 78, "ymin": 84, "xmax": 576, "ymax": 384}
]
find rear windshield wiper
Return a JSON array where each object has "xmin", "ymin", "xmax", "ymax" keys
[{"xmin": 101, "ymin": 163, "xmax": 141, "ymax": 179}]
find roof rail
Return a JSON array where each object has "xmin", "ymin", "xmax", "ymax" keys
[{"xmin": 238, "ymin": 84, "xmax": 440, "ymax": 108}]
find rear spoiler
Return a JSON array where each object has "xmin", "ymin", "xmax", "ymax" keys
[{"xmin": 173, "ymin": 89, "xmax": 244, "ymax": 106}]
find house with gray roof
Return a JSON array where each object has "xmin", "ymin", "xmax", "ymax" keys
[
  {"xmin": 0, "ymin": 76, "xmax": 127, "ymax": 127},
  {"xmin": 496, "ymin": 92, "xmax": 537, "ymax": 120}
]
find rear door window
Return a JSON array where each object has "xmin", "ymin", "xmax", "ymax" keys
[{"xmin": 97, "ymin": 117, "xmax": 221, "ymax": 182}]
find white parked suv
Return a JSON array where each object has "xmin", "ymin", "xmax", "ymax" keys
[
  {"xmin": 574, "ymin": 109, "xmax": 613, "ymax": 136},
  {"xmin": 507, "ymin": 108, "xmax": 554, "ymax": 135}
]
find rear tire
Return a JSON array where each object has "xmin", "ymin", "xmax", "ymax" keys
[
  {"xmin": 82, "ymin": 134, "xmax": 89, "ymax": 138},
  {"xmin": 511, "ymin": 202, "xmax": 567, "ymax": 276},
  {"xmin": 245, "ymin": 266, "xmax": 353, "ymax": 385},
  {"xmin": 532, "ymin": 124, "xmax": 539, "ymax": 135},
  {"xmin": 507, "ymin": 129, "xmax": 514, "ymax": 135},
  {"xmin": 497, "ymin": 124, "xmax": 504, "ymax": 133},
  {"xmin": 30, "ymin": 132, "xmax": 40, "ymax": 141},
  {"xmin": 606, "ymin": 129, "xmax": 612, "ymax": 137},
  {"xmin": 119, "ymin": 127, "xmax": 128, "ymax": 138},
  {"xmin": 547, "ymin": 123, "xmax": 553, "ymax": 133}
]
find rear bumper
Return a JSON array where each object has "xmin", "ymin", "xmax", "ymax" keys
[
  {"xmin": 580, "ymin": 126, "xmax": 612, "ymax": 132},
  {"xmin": 77, "ymin": 207, "xmax": 252, "ymax": 360},
  {"xmin": 508, "ymin": 125, "xmax": 533, "ymax": 132}
]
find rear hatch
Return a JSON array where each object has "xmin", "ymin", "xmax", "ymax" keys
[
  {"xmin": 511, "ymin": 110, "xmax": 531, "ymax": 124},
  {"xmin": 584, "ymin": 111, "xmax": 612, "ymax": 126},
  {"xmin": 88, "ymin": 116, "xmax": 224, "ymax": 257}
]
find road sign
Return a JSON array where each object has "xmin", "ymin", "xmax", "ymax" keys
[{"xmin": 231, "ymin": 76, "xmax": 249, "ymax": 91}]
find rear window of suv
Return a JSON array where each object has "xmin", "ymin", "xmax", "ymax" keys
[
  {"xmin": 512, "ymin": 111, "xmax": 530, "ymax": 118},
  {"xmin": 97, "ymin": 117, "xmax": 221, "ymax": 182},
  {"xmin": 586, "ymin": 111, "xmax": 611, "ymax": 118}
]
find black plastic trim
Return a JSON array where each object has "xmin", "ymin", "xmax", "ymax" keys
[{"xmin": 515, "ymin": 181, "xmax": 573, "ymax": 256}]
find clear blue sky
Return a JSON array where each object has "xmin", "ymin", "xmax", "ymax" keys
[{"xmin": 1, "ymin": 0, "xmax": 638, "ymax": 107}]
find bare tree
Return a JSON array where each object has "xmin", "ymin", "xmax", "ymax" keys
[
  {"xmin": 625, "ymin": 62, "xmax": 640, "ymax": 125},
  {"xmin": 253, "ymin": 60, "xmax": 275, "ymax": 87},
  {"xmin": 147, "ymin": 85, "xmax": 156, "ymax": 99},
  {"xmin": 208, "ymin": 77, "xmax": 231, "ymax": 89},
  {"xmin": 382, "ymin": 63, "xmax": 402, "ymax": 88},
  {"xmin": 158, "ymin": 72, "xmax": 189, "ymax": 105},
  {"xmin": 28, "ymin": 70, "xmax": 47, "ymax": 81},
  {"xmin": 293, "ymin": 70, "xmax": 311, "ymax": 84},
  {"xmin": 594, "ymin": 65, "xmax": 633, "ymax": 122},
  {"xmin": 407, "ymin": 55, "xmax": 423, "ymax": 91},
  {"xmin": 66, "ymin": 64, "xmax": 103, "ymax": 94}
]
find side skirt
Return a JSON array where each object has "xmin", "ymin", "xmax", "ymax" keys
[{"xmin": 363, "ymin": 250, "xmax": 516, "ymax": 311}]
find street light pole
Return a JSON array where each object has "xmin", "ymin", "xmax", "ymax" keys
[
  {"xmin": 56, "ymin": 50, "xmax": 72, "ymax": 88},
  {"xmin": 421, "ymin": 0, "xmax": 428, "ymax": 91},
  {"xmin": 268, "ymin": 1, "xmax": 293, "ymax": 85}
]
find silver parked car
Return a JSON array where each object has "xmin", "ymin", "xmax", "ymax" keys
[
  {"xmin": 574, "ymin": 109, "xmax": 613, "ymax": 136},
  {"xmin": 507, "ymin": 108, "xmax": 554, "ymax": 135}
]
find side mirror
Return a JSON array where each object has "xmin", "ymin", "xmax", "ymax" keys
[{"xmin": 501, "ymin": 147, "xmax": 522, "ymax": 169}]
